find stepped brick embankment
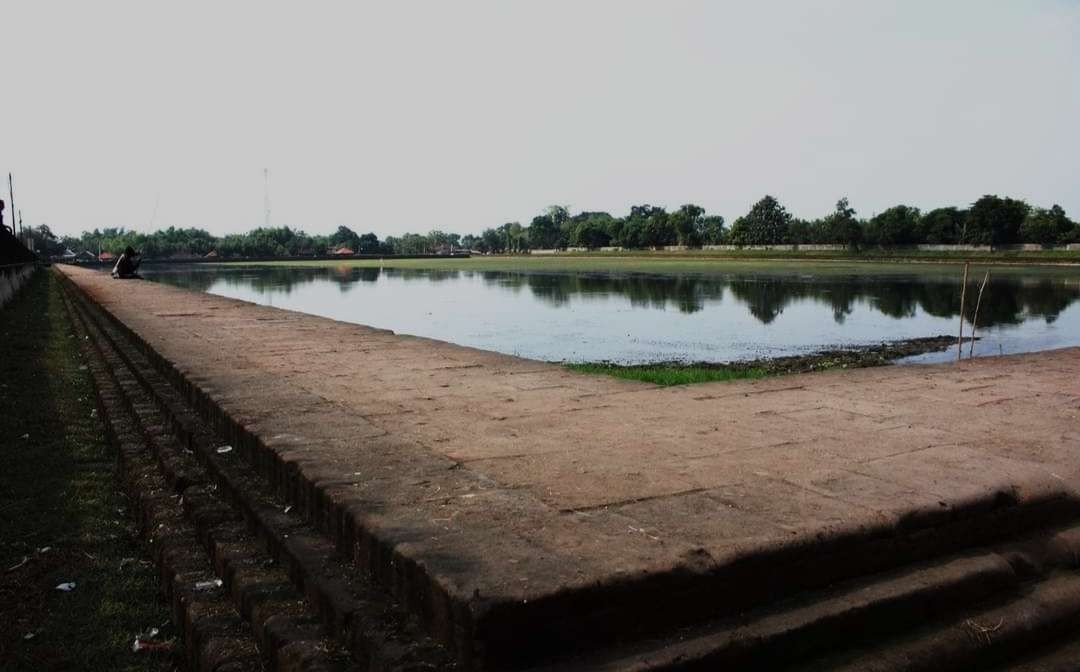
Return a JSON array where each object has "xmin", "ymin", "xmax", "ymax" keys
[{"xmin": 56, "ymin": 264, "xmax": 1080, "ymax": 671}]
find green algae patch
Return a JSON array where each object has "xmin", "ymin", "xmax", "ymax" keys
[
  {"xmin": 565, "ymin": 335, "xmax": 958, "ymax": 387},
  {"xmin": 566, "ymin": 362, "xmax": 768, "ymax": 386}
]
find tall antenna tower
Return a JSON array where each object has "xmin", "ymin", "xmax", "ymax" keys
[{"xmin": 263, "ymin": 168, "xmax": 271, "ymax": 228}]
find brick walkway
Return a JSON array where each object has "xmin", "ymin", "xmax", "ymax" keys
[{"xmin": 58, "ymin": 264, "xmax": 1080, "ymax": 658}]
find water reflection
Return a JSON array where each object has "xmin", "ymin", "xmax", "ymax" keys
[
  {"xmin": 150, "ymin": 265, "xmax": 1080, "ymax": 328},
  {"xmin": 140, "ymin": 264, "xmax": 1080, "ymax": 364}
]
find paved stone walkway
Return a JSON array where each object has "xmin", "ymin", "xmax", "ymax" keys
[{"xmin": 59, "ymin": 265, "xmax": 1080, "ymax": 635}]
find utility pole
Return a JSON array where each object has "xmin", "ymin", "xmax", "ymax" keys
[{"xmin": 8, "ymin": 173, "xmax": 16, "ymax": 243}]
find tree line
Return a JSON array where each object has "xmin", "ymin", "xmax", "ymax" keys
[{"xmin": 27, "ymin": 194, "xmax": 1080, "ymax": 259}]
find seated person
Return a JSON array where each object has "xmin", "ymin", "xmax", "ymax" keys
[{"xmin": 111, "ymin": 246, "xmax": 142, "ymax": 279}]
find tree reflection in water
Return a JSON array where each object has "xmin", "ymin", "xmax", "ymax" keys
[{"xmin": 144, "ymin": 265, "xmax": 1080, "ymax": 328}]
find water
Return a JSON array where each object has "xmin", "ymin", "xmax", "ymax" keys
[{"xmin": 141, "ymin": 263, "xmax": 1080, "ymax": 364}]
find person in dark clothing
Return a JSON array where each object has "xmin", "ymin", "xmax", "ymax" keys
[{"xmin": 112, "ymin": 246, "xmax": 141, "ymax": 278}]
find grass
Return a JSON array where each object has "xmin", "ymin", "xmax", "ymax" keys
[
  {"xmin": 563, "ymin": 335, "xmax": 958, "ymax": 386},
  {"xmin": 225, "ymin": 253, "xmax": 1080, "ymax": 277},
  {"xmin": 565, "ymin": 362, "xmax": 769, "ymax": 386},
  {"xmin": 0, "ymin": 271, "xmax": 176, "ymax": 671}
]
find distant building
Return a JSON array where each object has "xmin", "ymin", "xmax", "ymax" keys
[
  {"xmin": 331, "ymin": 246, "xmax": 355, "ymax": 256},
  {"xmin": 76, "ymin": 251, "xmax": 97, "ymax": 263},
  {"xmin": 204, "ymin": 250, "xmax": 219, "ymax": 258},
  {"xmin": 98, "ymin": 251, "xmax": 116, "ymax": 263}
]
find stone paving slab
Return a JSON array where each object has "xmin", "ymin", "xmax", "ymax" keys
[{"xmin": 58, "ymin": 265, "xmax": 1080, "ymax": 660}]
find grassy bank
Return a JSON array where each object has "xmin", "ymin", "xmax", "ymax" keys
[
  {"xmin": 566, "ymin": 336, "xmax": 956, "ymax": 386},
  {"xmin": 0, "ymin": 271, "xmax": 175, "ymax": 671},
  {"xmin": 235, "ymin": 253, "xmax": 1080, "ymax": 276}
]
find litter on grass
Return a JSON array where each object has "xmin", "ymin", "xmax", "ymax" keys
[
  {"xmin": 55, "ymin": 582, "xmax": 76, "ymax": 592},
  {"xmin": 216, "ymin": 445, "xmax": 233, "ymax": 454},
  {"xmin": 133, "ymin": 640, "xmax": 174, "ymax": 653},
  {"xmin": 131, "ymin": 627, "xmax": 172, "ymax": 654},
  {"xmin": 193, "ymin": 578, "xmax": 223, "ymax": 591}
]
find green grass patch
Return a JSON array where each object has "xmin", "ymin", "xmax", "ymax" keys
[
  {"xmin": 565, "ymin": 335, "xmax": 958, "ymax": 387},
  {"xmin": 565, "ymin": 362, "xmax": 769, "ymax": 386},
  {"xmin": 0, "ymin": 271, "xmax": 176, "ymax": 672},
  {"xmin": 215, "ymin": 252, "xmax": 1080, "ymax": 277}
]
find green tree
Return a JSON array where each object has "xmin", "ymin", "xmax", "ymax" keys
[
  {"xmin": 520, "ymin": 205, "xmax": 571, "ymax": 250},
  {"xmin": 427, "ymin": 230, "xmax": 450, "ymax": 250},
  {"xmin": 821, "ymin": 198, "xmax": 862, "ymax": 248},
  {"xmin": 358, "ymin": 233, "xmax": 380, "ymax": 253},
  {"xmin": 623, "ymin": 205, "xmax": 672, "ymax": 248},
  {"xmin": 700, "ymin": 215, "xmax": 726, "ymax": 244},
  {"xmin": 329, "ymin": 225, "xmax": 361, "ymax": 251},
  {"xmin": 787, "ymin": 218, "xmax": 813, "ymax": 244},
  {"xmin": 614, "ymin": 219, "xmax": 645, "ymax": 248},
  {"xmin": 569, "ymin": 221, "xmax": 603, "ymax": 249},
  {"xmin": 869, "ymin": 205, "xmax": 920, "ymax": 247},
  {"xmin": 568, "ymin": 212, "xmax": 614, "ymax": 249},
  {"xmin": 965, "ymin": 195, "xmax": 1030, "ymax": 246},
  {"xmin": 729, "ymin": 196, "xmax": 792, "ymax": 246},
  {"xmin": 386, "ymin": 233, "xmax": 429, "ymax": 255},
  {"xmin": 528, "ymin": 213, "xmax": 561, "ymax": 249},
  {"xmin": 1020, "ymin": 205, "xmax": 1072, "ymax": 245},
  {"xmin": 919, "ymin": 207, "xmax": 965, "ymax": 244},
  {"xmin": 509, "ymin": 222, "xmax": 526, "ymax": 252},
  {"xmin": 480, "ymin": 228, "xmax": 503, "ymax": 253},
  {"xmin": 641, "ymin": 210, "xmax": 673, "ymax": 247},
  {"xmin": 31, "ymin": 224, "xmax": 65, "ymax": 257},
  {"xmin": 670, "ymin": 204, "xmax": 705, "ymax": 246}
]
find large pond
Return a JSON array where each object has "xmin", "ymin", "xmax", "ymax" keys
[{"xmin": 141, "ymin": 263, "xmax": 1080, "ymax": 365}]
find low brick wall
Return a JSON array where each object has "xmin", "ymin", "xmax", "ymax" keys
[{"xmin": 702, "ymin": 244, "xmax": 848, "ymax": 251}]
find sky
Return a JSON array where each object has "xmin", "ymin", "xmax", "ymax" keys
[{"xmin": 4, "ymin": 1, "xmax": 1078, "ymax": 239}]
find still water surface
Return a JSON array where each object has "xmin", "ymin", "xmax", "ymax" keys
[{"xmin": 142, "ymin": 264, "xmax": 1080, "ymax": 365}]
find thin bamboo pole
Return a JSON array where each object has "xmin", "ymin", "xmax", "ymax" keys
[
  {"xmin": 957, "ymin": 262, "xmax": 969, "ymax": 362},
  {"xmin": 969, "ymin": 270, "xmax": 990, "ymax": 358}
]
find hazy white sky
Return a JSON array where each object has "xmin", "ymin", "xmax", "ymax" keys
[{"xmin": 5, "ymin": 1, "xmax": 1078, "ymax": 238}]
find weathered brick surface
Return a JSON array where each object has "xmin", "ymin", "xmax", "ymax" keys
[
  {"xmin": 60, "ymin": 286, "xmax": 361, "ymax": 671},
  {"xmin": 60, "ymin": 272, "xmax": 451, "ymax": 670},
  {"xmin": 58, "ymin": 264, "xmax": 1080, "ymax": 670}
]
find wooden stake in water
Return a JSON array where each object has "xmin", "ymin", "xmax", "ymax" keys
[
  {"xmin": 957, "ymin": 262, "xmax": 969, "ymax": 362},
  {"xmin": 969, "ymin": 270, "xmax": 990, "ymax": 358}
]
